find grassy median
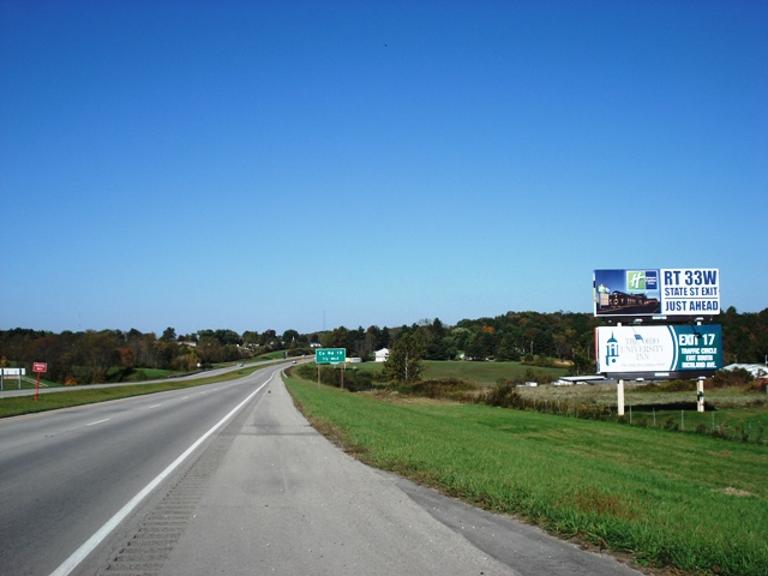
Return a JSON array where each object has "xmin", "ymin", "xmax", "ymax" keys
[
  {"xmin": 0, "ymin": 365, "xmax": 271, "ymax": 418},
  {"xmin": 285, "ymin": 373, "xmax": 768, "ymax": 576}
]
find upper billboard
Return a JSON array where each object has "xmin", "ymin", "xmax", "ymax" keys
[{"xmin": 594, "ymin": 268, "xmax": 720, "ymax": 317}]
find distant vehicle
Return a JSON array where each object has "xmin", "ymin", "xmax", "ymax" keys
[
  {"xmin": 291, "ymin": 360, "xmax": 297, "ymax": 365},
  {"xmin": 238, "ymin": 362, "xmax": 244, "ymax": 367}
]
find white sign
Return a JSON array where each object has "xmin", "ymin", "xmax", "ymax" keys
[
  {"xmin": 0, "ymin": 368, "xmax": 26, "ymax": 376},
  {"xmin": 596, "ymin": 325, "xmax": 723, "ymax": 374},
  {"xmin": 660, "ymin": 268, "xmax": 720, "ymax": 315}
]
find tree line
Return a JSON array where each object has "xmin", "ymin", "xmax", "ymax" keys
[
  {"xmin": 318, "ymin": 307, "xmax": 768, "ymax": 371},
  {"xmin": 1, "ymin": 306, "xmax": 765, "ymax": 384},
  {"xmin": 0, "ymin": 327, "xmax": 314, "ymax": 384}
]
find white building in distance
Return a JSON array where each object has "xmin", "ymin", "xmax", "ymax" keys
[{"xmin": 722, "ymin": 363, "xmax": 768, "ymax": 379}]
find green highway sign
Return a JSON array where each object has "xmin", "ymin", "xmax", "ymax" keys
[{"xmin": 315, "ymin": 348, "xmax": 346, "ymax": 364}]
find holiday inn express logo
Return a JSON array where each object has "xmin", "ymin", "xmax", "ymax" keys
[{"xmin": 626, "ymin": 270, "xmax": 657, "ymax": 292}]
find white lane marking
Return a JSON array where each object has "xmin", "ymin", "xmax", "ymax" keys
[
  {"xmin": 85, "ymin": 418, "xmax": 110, "ymax": 427},
  {"xmin": 48, "ymin": 369, "xmax": 278, "ymax": 576},
  {"xmin": 147, "ymin": 403, "xmax": 163, "ymax": 409}
]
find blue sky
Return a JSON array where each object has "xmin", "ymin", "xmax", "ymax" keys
[{"xmin": 1, "ymin": 0, "xmax": 766, "ymax": 335}]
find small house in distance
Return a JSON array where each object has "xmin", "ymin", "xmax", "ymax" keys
[{"xmin": 374, "ymin": 348, "xmax": 390, "ymax": 363}]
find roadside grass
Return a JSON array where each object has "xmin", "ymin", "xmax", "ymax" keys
[
  {"xmin": 1, "ymin": 376, "xmax": 60, "ymax": 391},
  {"xmin": 285, "ymin": 373, "xmax": 768, "ymax": 576},
  {"xmin": 515, "ymin": 381, "xmax": 768, "ymax": 408},
  {"xmin": 353, "ymin": 360, "xmax": 567, "ymax": 385},
  {"xmin": 0, "ymin": 365, "xmax": 265, "ymax": 419},
  {"xmin": 253, "ymin": 350, "xmax": 288, "ymax": 361},
  {"xmin": 212, "ymin": 353, "xmax": 289, "ymax": 368},
  {"xmin": 105, "ymin": 366, "xmax": 185, "ymax": 381},
  {"xmin": 124, "ymin": 367, "xmax": 183, "ymax": 380},
  {"xmin": 636, "ymin": 407, "xmax": 768, "ymax": 443},
  {"xmin": 513, "ymin": 383, "xmax": 768, "ymax": 443}
]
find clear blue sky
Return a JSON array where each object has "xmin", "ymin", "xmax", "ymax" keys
[{"xmin": 1, "ymin": 0, "xmax": 766, "ymax": 335}]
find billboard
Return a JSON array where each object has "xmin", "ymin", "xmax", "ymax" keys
[
  {"xmin": 596, "ymin": 325, "xmax": 723, "ymax": 376},
  {"xmin": 594, "ymin": 268, "xmax": 720, "ymax": 317}
]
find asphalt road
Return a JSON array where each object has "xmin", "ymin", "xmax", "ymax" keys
[
  {"xmin": 1, "ymin": 365, "xmax": 642, "ymax": 576},
  {"xmin": 0, "ymin": 363, "xmax": 283, "ymax": 576},
  {"xmin": 99, "ymin": 374, "xmax": 641, "ymax": 576}
]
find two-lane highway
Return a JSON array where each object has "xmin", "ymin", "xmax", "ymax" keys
[
  {"xmin": 0, "ymin": 359, "xmax": 292, "ymax": 399},
  {"xmin": 0, "ymin": 363, "xmax": 284, "ymax": 576}
]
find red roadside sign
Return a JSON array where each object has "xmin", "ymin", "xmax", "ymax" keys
[{"xmin": 32, "ymin": 362, "xmax": 47, "ymax": 401}]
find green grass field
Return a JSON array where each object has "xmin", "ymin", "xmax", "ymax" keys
[
  {"xmin": 347, "ymin": 361, "xmax": 767, "ymax": 444},
  {"xmin": 285, "ymin": 372, "xmax": 768, "ymax": 576},
  {"xmin": 516, "ymin": 381, "xmax": 768, "ymax": 408},
  {"xmin": 513, "ymin": 382, "xmax": 768, "ymax": 443},
  {"xmin": 354, "ymin": 359, "xmax": 567, "ymax": 385}
]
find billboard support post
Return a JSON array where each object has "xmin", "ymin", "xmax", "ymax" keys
[
  {"xmin": 697, "ymin": 377, "xmax": 705, "ymax": 413},
  {"xmin": 617, "ymin": 379, "xmax": 625, "ymax": 417}
]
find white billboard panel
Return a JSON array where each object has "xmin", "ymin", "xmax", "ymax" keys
[{"xmin": 659, "ymin": 268, "xmax": 720, "ymax": 315}]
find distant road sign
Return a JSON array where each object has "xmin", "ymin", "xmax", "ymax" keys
[
  {"xmin": 32, "ymin": 362, "xmax": 48, "ymax": 374},
  {"xmin": 0, "ymin": 368, "xmax": 25, "ymax": 376},
  {"xmin": 315, "ymin": 348, "xmax": 346, "ymax": 364}
]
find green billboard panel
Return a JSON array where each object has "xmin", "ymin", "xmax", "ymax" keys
[{"xmin": 596, "ymin": 324, "xmax": 723, "ymax": 375}]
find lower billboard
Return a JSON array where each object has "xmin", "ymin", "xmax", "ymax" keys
[{"xmin": 596, "ymin": 325, "xmax": 722, "ymax": 376}]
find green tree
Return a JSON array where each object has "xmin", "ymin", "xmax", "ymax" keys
[
  {"xmin": 160, "ymin": 326, "xmax": 176, "ymax": 342},
  {"xmin": 383, "ymin": 332, "xmax": 425, "ymax": 384},
  {"xmin": 282, "ymin": 329, "xmax": 300, "ymax": 348},
  {"xmin": 242, "ymin": 331, "xmax": 260, "ymax": 346},
  {"xmin": 495, "ymin": 334, "xmax": 520, "ymax": 361},
  {"xmin": 569, "ymin": 351, "xmax": 594, "ymax": 375}
]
